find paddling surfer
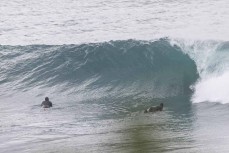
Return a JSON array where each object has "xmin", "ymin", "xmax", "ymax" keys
[
  {"xmin": 41, "ymin": 97, "xmax": 53, "ymax": 108},
  {"xmin": 144, "ymin": 103, "xmax": 163, "ymax": 113}
]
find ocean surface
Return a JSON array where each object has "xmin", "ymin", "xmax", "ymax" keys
[{"xmin": 1, "ymin": 0, "xmax": 229, "ymax": 153}]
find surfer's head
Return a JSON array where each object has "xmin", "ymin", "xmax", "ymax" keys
[
  {"xmin": 45, "ymin": 97, "xmax": 49, "ymax": 101},
  {"xmin": 160, "ymin": 103, "xmax": 163, "ymax": 107},
  {"xmin": 159, "ymin": 103, "xmax": 164, "ymax": 110}
]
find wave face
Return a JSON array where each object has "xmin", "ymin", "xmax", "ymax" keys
[{"xmin": 0, "ymin": 39, "xmax": 198, "ymax": 100}]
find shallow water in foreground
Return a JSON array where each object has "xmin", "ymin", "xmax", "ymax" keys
[{"xmin": 1, "ymin": 96, "xmax": 229, "ymax": 153}]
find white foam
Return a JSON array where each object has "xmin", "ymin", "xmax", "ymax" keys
[
  {"xmin": 192, "ymin": 72, "xmax": 229, "ymax": 104},
  {"xmin": 171, "ymin": 39, "xmax": 229, "ymax": 103}
]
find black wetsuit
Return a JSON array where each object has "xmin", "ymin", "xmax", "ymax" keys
[
  {"xmin": 144, "ymin": 104, "xmax": 163, "ymax": 113},
  {"xmin": 41, "ymin": 100, "xmax": 53, "ymax": 108}
]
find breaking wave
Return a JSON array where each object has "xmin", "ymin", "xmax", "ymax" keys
[{"xmin": 0, "ymin": 39, "xmax": 199, "ymax": 100}]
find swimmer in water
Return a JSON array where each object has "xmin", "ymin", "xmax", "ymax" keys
[
  {"xmin": 41, "ymin": 97, "xmax": 53, "ymax": 108},
  {"xmin": 144, "ymin": 103, "xmax": 163, "ymax": 113}
]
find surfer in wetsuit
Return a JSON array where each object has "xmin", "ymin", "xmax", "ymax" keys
[
  {"xmin": 144, "ymin": 103, "xmax": 163, "ymax": 113},
  {"xmin": 41, "ymin": 97, "xmax": 53, "ymax": 108}
]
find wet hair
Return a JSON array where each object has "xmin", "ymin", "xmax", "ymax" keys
[
  {"xmin": 45, "ymin": 97, "xmax": 49, "ymax": 101},
  {"xmin": 160, "ymin": 103, "xmax": 163, "ymax": 107}
]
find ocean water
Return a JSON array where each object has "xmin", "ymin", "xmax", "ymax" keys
[{"xmin": 1, "ymin": 0, "xmax": 229, "ymax": 153}]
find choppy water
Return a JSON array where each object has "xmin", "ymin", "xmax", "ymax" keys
[
  {"xmin": 1, "ymin": 0, "xmax": 229, "ymax": 45},
  {"xmin": 1, "ymin": 0, "xmax": 229, "ymax": 152}
]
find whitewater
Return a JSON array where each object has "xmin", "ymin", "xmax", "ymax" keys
[{"xmin": 1, "ymin": 0, "xmax": 229, "ymax": 152}]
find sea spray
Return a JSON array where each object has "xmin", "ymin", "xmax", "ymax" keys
[{"xmin": 171, "ymin": 39, "xmax": 229, "ymax": 103}]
